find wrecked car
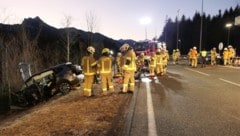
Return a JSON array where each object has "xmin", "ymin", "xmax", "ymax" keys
[{"xmin": 12, "ymin": 62, "xmax": 83, "ymax": 106}]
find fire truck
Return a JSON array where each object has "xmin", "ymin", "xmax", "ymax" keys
[{"xmin": 133, "ymin": 40, "xmax": 160, "ymax": 58}]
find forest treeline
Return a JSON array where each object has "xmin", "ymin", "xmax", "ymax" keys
[{"xmin": 159, "ymin": 5, "xmax": 240, "ymax": 54}]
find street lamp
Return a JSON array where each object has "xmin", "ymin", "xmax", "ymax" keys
[
  {"xmin": 176, "ymin": 9, "xmax": 180, "ymax": 49},
  {"xmin": 225, "ymin": 23, "xmax": 233, "ymax": 46},
  {"xmin": 140, "ymin": 17, "xmax": 151, "ymax": 40}
]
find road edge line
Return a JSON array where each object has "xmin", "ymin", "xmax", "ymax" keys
[
  {"xmin": 219, "ymin": 78, "xmax": 240, "ymax": 87},
  {"xmin": 185, "ymin": 68, "xmax": 210, "ymax": 76}
]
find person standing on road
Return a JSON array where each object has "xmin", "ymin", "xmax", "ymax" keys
[
  {"xmin": 191, "ymin": 46, "xmax": 198, "ymax": 68},
  {"xmin": 188, "ymin": 48, "xmax": 193, "ymax": 66},
  {"xmin": 200, "ymin": 49, "xmax": 207, "ymax": 67},
  {"xmin": 120, "ymin": 43, "xmax": 137, "ymax": 93},
  {"xmin": 81, "ymin": 46, "xmax": 97, "ymax": 97},
  {"xmin": 223, "ymin": 47, "xmax": 229, "ymax": 66},
  {"xmin": 149, "ymin": 52, "xmax": 156, "ymax": 76},
  {"xmin": 162, "ymin": 49, "xmax": 169, "ymax": 75},
  {"xmin": 227, "ymin": 45, "xmax": 236, "ymax": 65},
  {"xmin": 115, "ymin": 52, "xmax": 123, "ymax": 75},
  {"xmin": 175, "ymin": 49, "xmax": 181, "ymax": 64},
  {"xmin": 155, "ymin": 49, "xmax": 163, "ymax": 76},
  {"xmin": 97, "ymin": 48, "xmax": 114, "ymax": 95},
  {"xmin": 136, "ymin": 52, "xmax": 145, "ymax": 73},
  {"xmin": 211, "ymin": 47, "xmax": 217, "ymax": 65}
]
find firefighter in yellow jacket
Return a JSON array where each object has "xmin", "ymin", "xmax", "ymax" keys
[
  {"xmin": 149, "ymin": 52, "xmax": 156, "ymax": 76},
  {"xmin": 155, "ymin": 49, "xmax": 163, "ymax": 76},
  {"xmin": 81, "ymin": 46, "xmax": 97, "ymax": 97},
  {"xmin": 228, "ymin": 45, "xmax": 235, "ymax": 65},
  {"xmin": 162, "ymin": 49, "xmax": 169, "ymax": 75},
  {"xmin": 97, "ymin": 48, "xmax": 114, "ymax": 95},
  {"xmin": 136, "ymin": 52, "xmax": 145, "ymax": 72},
  {"xmin": 120, "ymin": 43, "xmax": 136, "ymax": 93},
  {"xmin": 210, "ymin": 47, "xmax": 217, "ymax": 65},
  {"xmin": 191, "ymin": 46, "xmax": 198, "ymax": 68},
  {"xmin": 223, "ymin": 47, "xmax": 229, "ymax": 66},
  {"xmin": 115, "ymin": 52, "xmax": 123, "ymax": 75}
]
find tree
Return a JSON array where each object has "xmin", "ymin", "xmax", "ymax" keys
[
  {"xmin": 85, "ymin": 10, "xmax": 99, "ymax": 49},
  {"xmin": 61, "ymin": 15, "xmax": 72, "ymax": 62}
]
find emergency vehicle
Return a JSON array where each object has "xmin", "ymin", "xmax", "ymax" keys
[
  {"xmin": 133, "ymin": 40, "xmax": 158, "ymax": 59},
  {"xmin": 133, "ymin": 40, "xmax": 164, "ymax": 78}
]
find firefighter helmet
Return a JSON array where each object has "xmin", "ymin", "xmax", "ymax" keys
[
  {"xmin": 228, "ymin": 45, "xmax": 232, "ymax": 48},
  {"xmin": 117, "ymin": 52, "xmax": 122, "ymax": 56},
  {"xmin": 193, "ymin": 46, "xmax": 197, "ymax": 50},
  {"xmin": 224, "ymin": 47, "xmax": 227, "ymax": 50},
  {"xmin": 102, "ymin": 48, "xmax": 110, "ymax": 54},
  {"xmin": 120, "ymin": 43, "xmax": 129, "ymax": 52},
  {"xmin": 87, "ymin": 46, "xmax": 95, "ymax": 54}
]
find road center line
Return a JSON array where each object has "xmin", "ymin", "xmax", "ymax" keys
[
  {"xmin": 185, "ymin": 68, "xmax": 210, "ymax": 76},
  {"xmin": 146, "ymin": 82, "xmax": 158, "ymax": 136},
  {"xmin": 219, "ymin": 78, "xmax": 240, "ymax": 87}
]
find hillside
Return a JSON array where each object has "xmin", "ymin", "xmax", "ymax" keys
[{"xmin": 0, "ymin": 82, "xmax": 132, "ymax": 136}]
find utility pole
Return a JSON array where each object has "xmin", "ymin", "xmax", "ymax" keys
[
  {"xmin": 177, "ymin": 9, "xmax": 180, "ymax": 49},
  {"xmin": 199, "ymin": 0, "xmax": 203, "ymax": 52},
  {"xmin": 165, "ymin": 15, "xmax": 168, "ymax": 43}
]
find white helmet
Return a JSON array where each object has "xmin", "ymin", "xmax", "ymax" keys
[
  {"xmin": 228, "ymin": 45, "xmax": 232, "ymax": 48},
  {"xmin": 193, "ymin": 46, "xmax": 197, "ymax": 50},
  {"xmin": 224, "ymin": 47, "xmax": 227, "ymax": 50},
  {"xmin": 87, "ymin": 46, "xmax": 95, "ymax": 54},
  {"xmin": 120, "ymin": 43, "xmax": 130, "ymax": 52},
  {"xmin": 117, "ymin": 52, "xmax": 122, "ymax": 56}
]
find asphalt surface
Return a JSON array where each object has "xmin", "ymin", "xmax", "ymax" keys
[{"xmin": 129, "ymin": 63, "xmax": 240, "ymax": 136}]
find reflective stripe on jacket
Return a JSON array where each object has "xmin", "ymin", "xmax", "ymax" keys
[
  {"xmin": 81, "ymin": 55, "xmax": 97, "ymax": 75},
  {"xmin": 97, "ymin": 56, "xmax": 112, "ymax": 74}
]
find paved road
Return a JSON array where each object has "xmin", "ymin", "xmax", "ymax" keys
[{"xmin": 129, "ymin": 64, "xmax": 240, "ymax": 136}]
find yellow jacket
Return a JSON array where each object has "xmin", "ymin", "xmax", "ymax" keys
[
  {"xmin": 81, "ymin": 54, "xmax": 97, "ymax": 75},
  {"xmin": 97, "ymin": 56, "xmax": 112, "ymax": 74},
  {"xmin": 223, "ymin": 50, "xmax": 228, "ymax": 59},
  {"xmin": 122, "ymin": 49, "xmax": 136, "ymax": 71}
]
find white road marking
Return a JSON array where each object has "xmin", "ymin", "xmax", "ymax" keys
[
  {"xmin": 185, "ymin": 68, "xmax": 210, "ymax": 76},
  {"xmin": 219, "ymin": 78, "xmax": 240, "ymax": 87},
  {"xmin": 146, "ymin": 81, "xmax": 158, "ymax": 136}
]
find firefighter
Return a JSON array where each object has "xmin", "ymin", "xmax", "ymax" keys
[
  {"xmin": 155, "ymin": 48, "xmax": 163, "ymax": 76},
  {"xmin": 136, "ymin": 52, "xmax": 145, "ymax": 72},
  {"xmin": 120, "ymin": 43, "xmax": 136, "ymax": 93},
  {"xmin": 191, "ymin": 46, "xmax": 198, "ymax": 68},
  {"xmin": 228, "ymin": 45, "xmax": 235, "ymax": 65},
  {"xmin": 223, "ymin": 47, "xmax": 229, "ymax": 66},
  {"xmin": 81, "ymin": 46, "xmax": 97, "ymax": 97},
  {"xmin": 210, "ymin": 47, "xmax": 217, "ymax": 65},
  {"xmin": 149, "ymin": 52, "xmax": 156, "ymax": 76},
  {"xmin": 200, "ymin": 49, "xmax": 207, "ymax": 67},
  {"xmin": 172, "ymin": 49, "xmax": 176, "ymax": 64},
  {"xmin": 175, "ymin": 49, "xmax": 181, "ymax": 64},
  {"xmin": 188, "ymin": 48, "xmax": 193, "ymax": 66},
  {"xmin": 115, "ymin": 52, "xmax": 123, "ymax": 75},
  {"xmin": 97, "ymin": 48, "xmax": 114, "ymax": 95},
  {"xmin": 162, "ymin": 49, "xmax": 169, "ymax": 75}
]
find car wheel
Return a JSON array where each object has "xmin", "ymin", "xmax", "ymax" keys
[{"xmin": 57, "ymin": 80, "xmax": 71, "ymax": 95}]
